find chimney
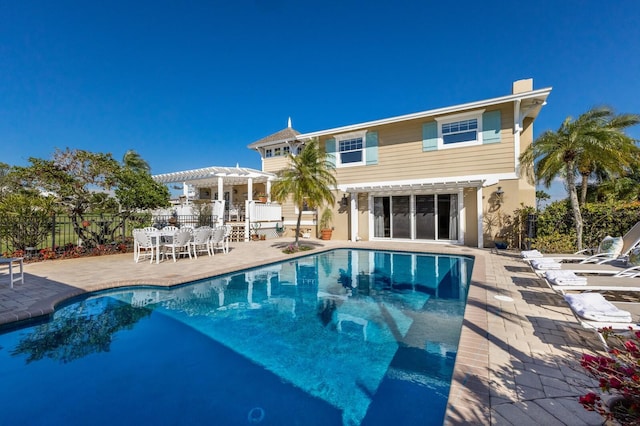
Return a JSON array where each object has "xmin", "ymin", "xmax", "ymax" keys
[{"xmin": 512, "ymin": 78, "xmax": 533, "ymax": 94}]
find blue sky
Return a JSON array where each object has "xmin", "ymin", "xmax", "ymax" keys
[{"xmin": 2, "ymin": 1, "xmax": 639, "ymax": 201}]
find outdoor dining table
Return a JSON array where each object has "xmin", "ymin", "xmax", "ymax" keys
[{"xmin": 145, "ymin": 229, "xmax": 178, "ymax": 264}]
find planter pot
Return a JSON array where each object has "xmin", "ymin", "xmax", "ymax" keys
[
  {"xmin": 494, "ymin": 240, "xmax": 508, "ymax": 250},
  {"xmin": 251, "ymin": 234, "xmax": 260, "ymax": 241},
  {"xmin": 320, "ymin": 229, "xmax": 333, "ymax": 240},
  {"xmin": 258, "ymin": 197, "xmax": 267, "ymax": 203}
]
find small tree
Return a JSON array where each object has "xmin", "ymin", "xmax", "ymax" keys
[
  {"xmin": 14, "ymin": 148, "xmax": 169, "ymax": 248},
  {"xmin": 271, "ymin": 139, "xmax": 336, "ymax": 247},
  {"xmin": 0, "ymin": 191, "xmax": 55, "ymax": 252}
]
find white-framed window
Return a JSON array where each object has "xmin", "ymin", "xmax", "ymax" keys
[
  {"xmin": 265, "ymin": 148, "xmax": 273, "ymax": 158},
  {"xmin": 283, "ymin": 145, "xmax": 290, "ymax": 155},
  {"xmin": 335, "ymin": 130, "xmax": 367, "ymax": 167},
  {"xmin": 274, "ymin": 147, "xmax": 281, "ymax": 156},
  {"xmin": 435, "ymin": 110, "xmax": 484, "ymax": 149}
]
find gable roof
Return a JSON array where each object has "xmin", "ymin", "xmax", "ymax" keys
[{"xmin": 247, "ymin": 127, "xmax": 300, "ymax": 149}]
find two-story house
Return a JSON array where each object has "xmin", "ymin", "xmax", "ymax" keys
[{"xmin": 248, "ymin": 79, "xmax": 551, "ymax": 248}]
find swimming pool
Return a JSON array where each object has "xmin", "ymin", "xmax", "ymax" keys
[{"xmin": 0, "ymin": 249, "xmax": 472, "ymax": 425}]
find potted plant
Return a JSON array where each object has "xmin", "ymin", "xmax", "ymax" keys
[
  {"xmin": 319, "ymin": 208, "xmax": 333, "ymax": 240},
  {"xmin": 257, "ymin": 193, "xmax": 268, "ymax": 203}
]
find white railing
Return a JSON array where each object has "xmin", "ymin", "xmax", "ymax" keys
[{"xmin": 247, "ymin": 201, "xmax": 282, "ymax": 222}]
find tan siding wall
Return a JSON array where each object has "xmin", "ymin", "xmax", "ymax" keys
[
  {"xmin": 324, "ymin": 105, "xmax": 516, "ymax": 185},
  {"xmin": 262, "ymin": 156, "xmax": 289, "ymax": 173}
]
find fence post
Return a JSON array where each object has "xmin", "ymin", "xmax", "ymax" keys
[{"xmin": 51, "ymin": 213, "xmax": 56, "ymax": 250}]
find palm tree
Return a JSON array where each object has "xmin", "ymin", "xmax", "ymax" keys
[
  {"xmin": 520, "ymin": 106, "xmax": 640, "ymax": 250},
  {"xmin": 122, "ymin": 150, "xmax": 150, "ymax": 173},
  {"xmin": 575, "ymin": 112, "xmax": 640, "ymax": 205},
  {"xmin": 271, "ymin": 139, "xmax": 337, "ymax": 247}
]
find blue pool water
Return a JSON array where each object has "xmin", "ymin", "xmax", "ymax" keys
[{"xmin": 0, "ymin": 249, "xmax": 472, "ymax": 426}]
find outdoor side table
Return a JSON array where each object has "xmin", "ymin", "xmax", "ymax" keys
[{"xmin": 0, "ymin": 257, "xmax": 24, "ymax": 288}]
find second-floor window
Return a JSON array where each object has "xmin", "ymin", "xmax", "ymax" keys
[
  {"xmin": 274, "ymin": 147, "xmax": 281, "ymax": 156},
  {"xmin": 265, "ymin": 149, "xmax": 273, "ymax": 158},
  {"xmin": 283, "ymin": 146, "xmax": 290, "ymax": 155},
  {"xmin": 339, "ymin": 137, "xmax": 364, "ymax": 165},
  {"xmin": 442, "ymin": 118, "xmax": 478, "ymax": 145}
]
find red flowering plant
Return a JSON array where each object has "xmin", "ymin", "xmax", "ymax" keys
[{"xmin": 580, "ymin": 327, "xmax": 640, "ymax": 425}]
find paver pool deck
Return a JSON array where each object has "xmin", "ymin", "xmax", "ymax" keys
[{"xmin": 0, "ymin": 239, "xmax": 606, "ymax": 425}]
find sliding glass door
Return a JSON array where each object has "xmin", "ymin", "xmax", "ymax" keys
[{"xmin": 373, "ymin": 193, "xmax": 458, "ymax": 241}]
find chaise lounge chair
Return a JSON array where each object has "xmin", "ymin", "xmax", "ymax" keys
[
  {"xmin": 542, "ymin": 268, "xmax": 640, "ymax": 294},
  {"xmin": 564, "ymin": 292, "xmax": 640, "ymax": 331},
  {"xmin": 522, "ymin": 221, "xmax": 640, "ymax": 264}
]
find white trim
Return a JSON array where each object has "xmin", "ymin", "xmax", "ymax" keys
[
  {"xmin": 295, "ymin": 88, "xmax": 551, "ymax": 140},
  {"xmin": 434, "ymin": 109, "xmax": 485, "ymax": 123},
  {"xmin": 338, "ymin": 172, "xmax": 518, "ymax": 193}
]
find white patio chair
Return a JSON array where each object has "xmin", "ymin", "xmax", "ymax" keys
[
  {"xmin": 190, "ymin": 227, "xmax": 212, "ymax": 259},
  {"xmin": 222, "ymin": 225, "xmax": 232, "ymax": 253},
  {"xmin": 133, "ymin": 229, "xmax": 157, "ymax": 263},
  {"xmin": 210, "ymin": 226, "xmax": 227, "ymax": 255},
  {"xmin": 162, "ymin": 229, "xmax": 193, "ymax": 262}
]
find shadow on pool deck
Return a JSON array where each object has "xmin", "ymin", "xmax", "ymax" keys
[{"xmin": 0, "ymin": 239, "xmax": 607, "ymax": 425}]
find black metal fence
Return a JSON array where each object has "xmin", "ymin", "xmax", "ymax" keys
[{"xmin": 0, "ymin": 213, "xmax": 219, "ymax": 257}]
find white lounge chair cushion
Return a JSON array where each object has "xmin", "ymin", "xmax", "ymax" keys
[
  {"xmin": 564, "ymin": 293, "xmax": 632, "ymax": 323},
  {"xmin": 598, "ymin": 235, "xmax": 623, "ymax": 255},
  {"xmin": 521, "ymin": 249, "xmax": 543, "ymax": 259},
  {"xmin": 544, "ymin": 270, "xmax": 588, "ymax": 285},
  {"xmin": 530, "ymin": 259, "xmax": 562, "ymax": 270}
]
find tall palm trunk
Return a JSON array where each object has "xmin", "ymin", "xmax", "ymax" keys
[
  {"xmin": 294, "ymin": 207, "xmax": 302, "ymax": 246},
  {"xmin": 580, "ymin": 173, "xmax": 589, "ymax": 205},
  {"xmin": 567, "ymin": 162, "xmax": 584, "ymax": 250}
]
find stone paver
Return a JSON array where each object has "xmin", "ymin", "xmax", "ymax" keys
[{"xmin": 0, "ymin": 239, "xmax": 612, "ymax": 425}]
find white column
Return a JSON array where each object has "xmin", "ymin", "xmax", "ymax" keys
[
  {"xmin": 477, "ymin": 186, "xmax": 483, "ymax": 248},
  {"xmin": 266, "ymin": 180, "xmax": 272, "ymax": 202},
  {"xmin": 217, "ymin": 177, "xmax": 224, "ymax": 201},
  {"xmin": 247, "ymin": 178, "xmax": 253, "ymax": 201},
  {"xmin": 458, "ymin": 188, "xmax": 465, "ymax": 245},
  {"xmin": 514, "ymin": 99, "xmax": 522, "ymax": 175},
  {"xmin": 350, "ymin": 194, "xmax": 358, "ymax": 242}
]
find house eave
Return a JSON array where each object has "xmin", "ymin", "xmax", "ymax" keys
[{"xmin": 296, "ymin": 87, "xmax": 552, "ymax": 140}]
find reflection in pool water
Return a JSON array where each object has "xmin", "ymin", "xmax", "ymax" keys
[{"xmin": 0, "ymin": 249, "xmax": 472, "ymax": 425}]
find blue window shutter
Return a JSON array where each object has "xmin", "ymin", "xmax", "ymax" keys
[
  {"xmin": 365, "ymin": 131, "xmax": 378, "ymax": 165},
  {"xmin": 325, "ymin": 138, "xmax": 336, "ymax": 166},
  {"xmin": 422, "ymin": 122, "xmax": 438, "ymax": 151},
  {"xmin": 482, "ymin": 111, "xmax": 501, "ymax": 144}
]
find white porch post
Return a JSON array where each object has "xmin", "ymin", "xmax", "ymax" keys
[
  {"xmin": 266, "ymin": 180, "xmax": 272, "ymax": 202},
  {"xmin": 477, "ymin": 186, "xmax": 483, "ymax": 248},
  {"xmin": 458, "ymin": 188, "xmax": 465, "ymax": 245},
  {"xmin": 217, "ymin": 177, "xmax": 224, "ymax": 201},
  {"xmin": 247, "ymin": 178, "xmax": 253, "ymax": 201},
  {"xmin": 350, "ymin": 194, "xmax": 358, "ymax": 242}
]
